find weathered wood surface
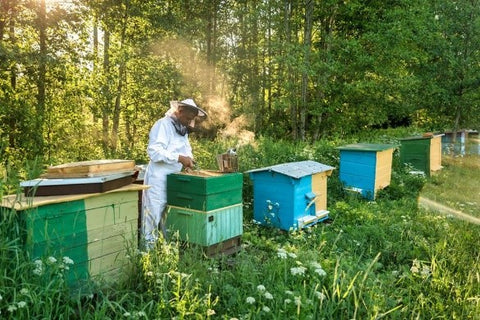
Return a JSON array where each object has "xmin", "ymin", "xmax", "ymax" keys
[{"xmin": 43, "ymin": 159, "xmax": 136, "ymax": 178}]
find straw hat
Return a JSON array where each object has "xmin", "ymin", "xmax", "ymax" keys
[{"xmin": 170, "ymin": 98, "xmax": 208, "ymax": 117}]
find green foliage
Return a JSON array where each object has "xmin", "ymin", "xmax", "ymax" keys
[{"xmin": 1, "ymin": 133, "xmax": 479, "ymax": 318}]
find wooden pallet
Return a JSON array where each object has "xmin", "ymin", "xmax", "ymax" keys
[{"xmin": 203, "ymin": 236, "xmax": 242, "ymax": 257}]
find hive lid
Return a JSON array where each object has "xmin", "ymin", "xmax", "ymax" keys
[
  {"xmin": 399, "ymin": 133, "xmax": 445, "ymax": 141},
  {"xmin": 43, "ymin": 159, "xmax": 136, "ymax": 178},
  {"xmin": 336, "ymin": 143, "xmax": 397, "ymax": 151},
  {"xmin": 20, "ymin": 172, "xmax": 134, "ymax": 187},
  {"xmin": 246, "ymin": 160, "xmax": 335, "ymax": 179}
]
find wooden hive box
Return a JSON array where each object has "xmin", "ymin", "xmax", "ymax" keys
[
  {"xmin": 166, "ymin": 203, "xmax": 243, "ymax": 247},
  {"xmin": 247, "ymin": 160, "xmax": 335, "ymax": 231},
  {"xmin": 399, "ymin": 134, "xmax": 443, "ymax": 176},
  {"xmin": 337, "ymin": 143, "xmax": 396, "ymax": 200},
  {"xmin": 166, "ymin": 171, "xmax": 243, "ymax": 211},
  {"xmin": 0, "ymin": 184, "xmax": 145, "ymax": 289}
]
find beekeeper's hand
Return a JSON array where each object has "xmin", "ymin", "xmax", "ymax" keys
[{"xmin": 178, "ymin": 155, "xmax": 194, "ymax": 169}]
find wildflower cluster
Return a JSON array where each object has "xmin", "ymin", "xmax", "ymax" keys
[
  {"xmin": 245, "ymin": 284, "xmax": 276, "ymax": 315},
  {"xmin": 410, "ymin": 259, "xmax": 432, "ymax": 278},
  {"xmin": 32, "ymin": 255, "xmax": 74, "ymax": 278},
  {"xmin": 277, "ymin": 247, "xmax": 328, "ymax": 279}
]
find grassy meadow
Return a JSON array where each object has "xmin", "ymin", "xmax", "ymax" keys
[{"xmin": 1, "ymin": 130, "xmax": 479, "ymax": 319}]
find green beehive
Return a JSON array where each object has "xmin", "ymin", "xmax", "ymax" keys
[
  {"xmin": 166, "ymin": 203, "xmax": 243, "ymax": 246},
  {"xmin": 167, "ymin": 171, "xmax": 243, "ymax": 211},
  {"xmin": 0, "ymin": 184, "xmax": 144, "ymax": 289},
  {"xmin": 399, "ymin": 134, "xmax": 443, "ymax": 176}
]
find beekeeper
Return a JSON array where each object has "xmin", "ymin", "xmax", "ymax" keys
[{"xmin": 142, "ymin": 98, "xmax": 207, "ymax": 247}]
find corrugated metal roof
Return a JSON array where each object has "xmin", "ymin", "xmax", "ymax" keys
[{"xmin": 246, "ymin": 160, "xmax": 335, "ymax": 179}]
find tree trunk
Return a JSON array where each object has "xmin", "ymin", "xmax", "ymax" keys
[
  {"xmin": 300, "ymin": 0, "xmax": 313, "ymax": 141},
  {"xmin": 102, "ymin": 29, "xmax": 110, "ymax": 154},
  {"xmin": 284, "ymin": 0, "xmax": 296, "ymax": 140},
  {"xmin": 36, "ymin": 0, "xmax": 47, "ymax": 154},
  {"xmin": 9, "ymin": 5, "xmax": 16, "ymax": 90},
  {"xmin": 111, "ymin": 5, "xmax": 129, "ymax": 154}
]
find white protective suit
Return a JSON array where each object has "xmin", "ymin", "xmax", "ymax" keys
[{"xmin": 142, "ymin": 112, "xmax": 193, "ymax": 243}]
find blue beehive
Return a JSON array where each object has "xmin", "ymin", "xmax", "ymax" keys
[
  {"xmin": 337, "ymin": 143, "xmax": 396, "ymax": 200},
  {"xmin": 247, "ymin": 160, "xmax": 335, "ymax": 231}
]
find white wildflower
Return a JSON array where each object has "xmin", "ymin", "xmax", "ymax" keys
[
  {"xmin": 20, "ymin": 288, "xmax": 29, "ymax": 295},
  {"xmin": 17, "ymin": 301, "xmax": 27, "ymax": 308},
  {"xmin": 264, "ymin": 292, "xmax": 273, "ymax": 300},
  {"xmin": 47, "ymin": 256, "xmax": 57, "ymax": 264},
  {"xmin": 315, "ymin": 268, "xmax": 327, "ymax": 277},
  {"xmin": 277, "ymin": 248, "xmax": 287, "ymax": 259},
  {"xmin": 294, "ymin": 296, "xmax": 302, "ymax": 306},
  {"xmin": 33, "ymin": 267, "xmax": 43, "ymax": 276},
  {"xmin": 310, "ymin": 261, "xmax": 322, "ymax": 269},
  {"xmin": 421, "ymin": 265, "xmax": 431, "ymax": 277},
  {"xmin": 290, "ymin": 266, "xmax": 307, "ymax": 276},
  {"xmin": 287, "ymin": 252, "xmax": 297, "ymax": 259},
  {"xmin": 63, "ymin": 256, "xmax": 74, "ymax": 265},
  {"xmin": 257, "ymin": 284, "xmax": 266, "ymax": 292},
  {"xmin": 123, "ymin": 312, "xmax": 131, "ymax": 317},
  {"xmin": 207, "ymin": 309, "xmax": 216, "ymax": 316},
  {"xmin": 135, "ymin": 311, "xmax": 146, "ymax": 317},
  {"xmin": 146, "ymin": 271, "xmax": 153, "ymax": 277},
  {"xmin": 285, "ymin": 290, "xmax": 294, "ymax": 296},
  {"xmin": 284, "ymin": 298, "xmax": 292, "ymax": 304},
  {"xmin": 410, "ymin": 259, "xmax": 420, "ymax": 273},
  {"xmin": 8, "ymin": 305, "xmax": 17, "ymax": 312},
  {"xmin": 246, "ymin": 296, "xmax": 255, "ymax": 304},
  {"xmin": 262, "ymin": 306, "xmax": 271, "ymax": 313},
  {"xmin": 314, "ymin": 291, "xmax": 326, "ymax": 301}
]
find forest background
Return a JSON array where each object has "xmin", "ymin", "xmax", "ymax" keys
[
  {"xmin": 1, "ymin": 0, "xmax": 480, "ymax": 178},
  {"xmin": 1, "ymin": 1, "xmax": 480, "ymax": 319}
]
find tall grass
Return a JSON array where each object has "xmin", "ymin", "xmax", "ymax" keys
[{"xmin": 1, "ymin": 129, "xmax": 479, "ymax": 319}]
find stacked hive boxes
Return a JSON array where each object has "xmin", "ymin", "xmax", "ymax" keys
[{"xmin": 166, "ymin": 171, "xmax": 243, "ymax": 255}]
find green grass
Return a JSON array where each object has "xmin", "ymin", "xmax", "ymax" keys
[
  {"xmin": 1, "ymin": 131, "xmax": 479, "ymax": 319},
  {"xmin": 420, "ymin": 155, "xmax": 480, "ymax": 218}
]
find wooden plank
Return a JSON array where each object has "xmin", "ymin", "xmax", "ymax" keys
[
  {"xmin": 375, "ymin": 149, "xmax": 393, "ymax": 191},
  {"xmin": 88, "ymin": 249, "xmax": 128, "ymax": 276},
  {"xmin": 44, "ymin": 160, "xmax": 135, "ymax": 178},
  {"xmin": 430, "ymin": 136, "xmax": 443, "ymax": 172},
  {"xmin": 311, "ymin": 172, "xmax": 327, "ymax": 212}
]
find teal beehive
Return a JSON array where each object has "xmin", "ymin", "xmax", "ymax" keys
[
  {"xmin": 337, "ymin": 143, "xmax": 396, "ymax": 200},
  {"xmin": 166, "ymin": 170, "xmax": 243, "ymax": 253},
  {"xmin": 247, "ymin": 160, "xmax": 335, "ymax": 231},
  {"xmin": 166, "ymin": 204, "xmax": 243, "ymax": 246}
]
